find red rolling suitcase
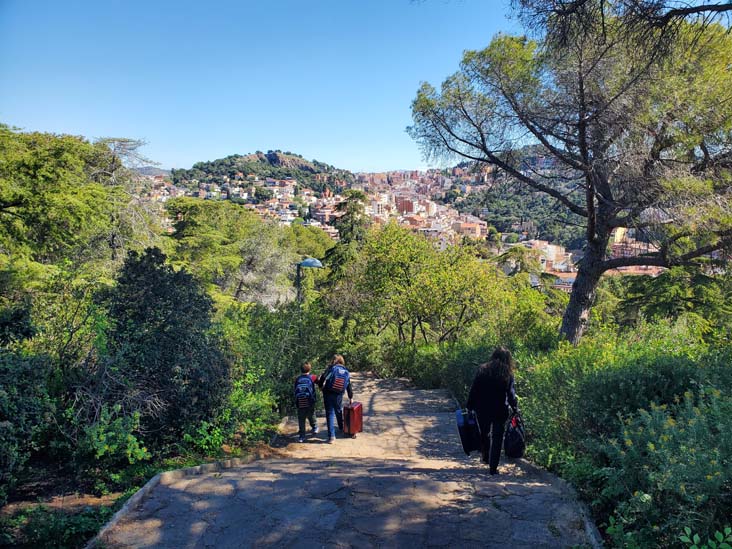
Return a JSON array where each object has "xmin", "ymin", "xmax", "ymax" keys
[{"xmin": 343, "ymin": 401, "xmax": 363, "ymax": 437}]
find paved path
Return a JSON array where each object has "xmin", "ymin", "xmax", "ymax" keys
[{"xmin": 99, "ymin": 373, "xmax": 599, "ymax": 548}]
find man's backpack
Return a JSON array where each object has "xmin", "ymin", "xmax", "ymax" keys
[
  {"xmin": 504, "ymin": 412, "xmax": 526, "ymax": 458},
  {"xmin": 324, "ymin": 365, "xmax": 350, "ymax": 394},
  {"xmin": 294, "ymin": 375, "xmax": 316, "ymax": 409}
]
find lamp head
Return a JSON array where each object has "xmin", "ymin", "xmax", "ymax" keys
[{"xmin": 298, "ymin": 258, "xmax": 323, "ymax": 269}]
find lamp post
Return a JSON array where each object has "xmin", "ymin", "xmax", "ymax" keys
[
  {"xmin": 296, "ymin": 258, "xmax": 323, "ymax": 340},
  {"xmin": 296, "ymin": 257, "xmax": 323, "ymax": 303}
]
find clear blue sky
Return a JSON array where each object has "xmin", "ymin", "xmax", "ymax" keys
[{"xmin": 0, "ymin": 1, "xmax": 520, "ymax": 172}]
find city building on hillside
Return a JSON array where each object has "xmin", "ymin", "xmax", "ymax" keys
[
  {"xmin": 452, "ymin": 221, "xmax": 482, "ymax": 238},
  {"xmin": 312, "ymin": 207, "xmax": 336, "ymax": 224},
  {"xmin": 523, "ymin": 239, "xmax": 575, "ymax": 273},
  {"xmin": 395, "ymin": 196, "xmax": 416, "ymax": 215}
]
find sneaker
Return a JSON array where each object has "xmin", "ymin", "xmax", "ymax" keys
[
  {"xmin": 298, "ymin": 436, "xmax": 305, "ymax": 443},
  {"xmin": 312, "ymin": 425, "xmax": 319, "ymax": 434},
  {"xmin": 489, "ymin": 468, "xmax": 500, "ymax": 476},
  {"xmin": 327, "ymin": 437, "xmax": 335, "ymax": 444}
]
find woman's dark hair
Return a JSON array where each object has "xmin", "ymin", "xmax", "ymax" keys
[{"xmin": 486, "ymin": 346, "xmax": 514, "ymax": 382}]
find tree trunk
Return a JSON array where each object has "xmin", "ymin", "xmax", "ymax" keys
[{"xmin": 559, "ymin": 243, "xmax": 606, "ymax": 344}]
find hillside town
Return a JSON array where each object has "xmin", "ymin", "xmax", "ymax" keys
[{"xmin": 137, "ymin": 163, "xmax": 663, "ymax": 287}]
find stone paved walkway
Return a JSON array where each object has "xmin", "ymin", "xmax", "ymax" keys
[{"xmin": 99, "ymin": 373, "xmax": 599, "ymax": 548}]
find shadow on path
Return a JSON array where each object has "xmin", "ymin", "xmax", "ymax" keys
[{"xmin": 99, "ymin": 372, "xmax": 599, "ymax": 548}]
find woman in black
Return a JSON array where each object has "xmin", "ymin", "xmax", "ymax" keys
[{"xmin": 466, "ymin": 347, "xmax": 518, "ymax": 475}]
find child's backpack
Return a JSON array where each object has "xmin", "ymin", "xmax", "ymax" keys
[
  {"xmin": 294, "ymin": 375, "xmax": 316, "ymax": 409},
  {"xmin": 324, "ymin": 365, "xmax": 350, "ymax": 394},
  {"xmin": 504, "ymin": 412, "xmax": 526, "ymax": 458}
]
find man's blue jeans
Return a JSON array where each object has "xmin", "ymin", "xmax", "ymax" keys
[{"xmin": 323, "ymin": 391, "xmax": 343, "ymax": 439}]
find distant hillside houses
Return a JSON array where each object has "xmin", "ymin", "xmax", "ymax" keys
[{"xmin": 135, "ymin": 158, "xmax": 667, "ymax": 281}]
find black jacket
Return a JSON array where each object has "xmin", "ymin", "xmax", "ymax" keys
[{"xmin": 466, "ymin": 366, "xmax": 518, "ymax": 422}]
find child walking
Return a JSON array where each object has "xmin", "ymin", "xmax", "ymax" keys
[{"xmin": 293, "ymin": 362, "xmax": 319, "ymax": 442}]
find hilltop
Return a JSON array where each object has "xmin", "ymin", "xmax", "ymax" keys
[
  {"xmin": 170, "ymin": 150, "xmax": 355, "ymax": 195},
  {"xmin": 135, "ymin": 166, "xmax": 171, "ymax": 178}
]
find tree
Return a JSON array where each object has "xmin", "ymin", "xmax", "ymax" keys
[
  {"xmin": 102, "ymin": 247, "xmax": 230, "ymax": 440},
  {"xmin": 165, "ymin": 198, "xmax": 296, "ymax": 305},
  {"xmin": 323, "ymin": 190, "xmax": 370, "ymax": 283},
  {"xmin": 409, "ymin": 22, "xmax": 732, "ymax": 343},
  {"xmin": 619, "ymin": 267, "xmax": 732, "ymax": 337},
  {"xmin": 334, "ymin": 190, "xmax": 370, "ymax": 243},
  {"xmin": 515, "ymin": 0, "xmax": 732, "ymax": 56},
  {"xmin": 0, "ymin": 128, "xmax": 162, "ymax": 266},
  {"xmin": 516, "ymin": 1, "xmax": 732, "ymax": 29},
  {"xmin": 495, "ymin": 245, "xmax": 544, "ymax": 276},
  {"xmin": 327, "ymin": 222, "xmax": 507, "ymax": 344},
  {"xmin": 254, "ymin": 186, "xmax": 274, "ymax": 201},
  {"xmin": 0, "ymin": 125, "xmax": 118, "ymax": 264},
  {"xmin": 285, "ymin": 223, "xmax": 334, "ymax": 259}
]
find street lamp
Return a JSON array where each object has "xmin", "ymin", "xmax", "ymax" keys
[
  {"xmin": 296, "ymin": 258, "xmax": 324, "ymax": 341},
  {"xmin": 296, "ymin": 257, "xmax": 323, "ymax": 303}
]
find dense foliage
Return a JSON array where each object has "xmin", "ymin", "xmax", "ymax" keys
[
  {"xmin": 102, "ymin": 248, "xmax": 231, "ymax": 441},
  {"xmin": 516, "ymin": 326, "xmax": 732, "ymax": 548},
  {"xmin": 446, "ymin": 182, "xmax": 586, "ymax": 249}
]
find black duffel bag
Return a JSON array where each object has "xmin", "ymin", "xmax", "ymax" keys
[
  {"xmin": 456, "ymin": 409, "xmax": 481, "ymax": 455},
  {"xmin": 504, "ymin": 411, "xmax": 526, "ymax": 458}
]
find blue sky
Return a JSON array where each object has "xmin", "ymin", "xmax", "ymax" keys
[{"xmin": 0, "ymin": 1, "xmax": 519, "ymax": 172}]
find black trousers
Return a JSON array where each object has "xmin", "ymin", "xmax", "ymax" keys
[{"xmin": 478, "ymin": 417, "xmax": 505, "ymax": 472}]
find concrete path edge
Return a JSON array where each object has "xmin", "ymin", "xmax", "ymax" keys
[
  {"xmin": 85, "ymin": 416, "xmax": 290, "ymax": 549},
  {"xmin": 517, "ymin": 458, "xmax": 604, "ymax": 548}
]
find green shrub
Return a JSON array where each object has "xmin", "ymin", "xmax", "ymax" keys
[
  {"xmin": 515, "ymin": 322, "xmax": 732, "ymax": 548},
  {"xmin": 0, "ymin": 351, "xmax": 51, "ymax": 504},
  {"xmin": 103, "ymin": 248, "xmax": 231, "ymax": 442},
  {"xmin": 228, "ymin": 388, "xmax": 278, "ymax": 443},
  {"xmin": 66, "ymin": 403, "xmax": 151, "ymax": 492},
  {"xmin": 521, "ymin": 322, "xmax": 708, "ymax": 471},
  {"xmin": 680, "ymin": 526, "xmax": 732, "ymax": 549},
  {"xmin": 183, "ymin": 420, "xmax": 226, "ymax": 454},
  {"xmin": 601, "ymin": 388, "xmax": 732, "ymax": 547},
  {"xmin": 76, "ymin": 404, "xmax": 150, "ymax": 467},
  {"xmin": 577, "ymin": 355, "xmax": 701, "ymax": 437},
  {"xmin": 18, "ymin": 505, "xmax": 113, "ymax": 549}
]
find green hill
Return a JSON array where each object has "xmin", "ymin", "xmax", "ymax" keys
[{"xmin": 171, "ymin": 150, "xmax": 355, "ymax": 195}]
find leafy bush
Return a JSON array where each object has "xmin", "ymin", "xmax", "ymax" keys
[
  {"xmin": 183, "ymin": 384, "xmax": 279, "ymax": 455},
  {"xmin": 0, "ymin": 351, "xmax": 51, "ymax": 504},
  {"xmin": 183, "ymin": 420, "xmax": 226, "ymax": 454},
  {"xmin": 77, "ymin": 404, "xmax": 149, "ymax": 465},
  {"xmin": 72, "ymin": 404, "xmax": 150, "ymax": 491},
  {"xmin": 577, "ymin": 356, "xmax": 701, "ymax": 437},
  {"xmin": 14, "ymin": 505, "xmax": 113, "ymax": 549},
  {"xmin": 102, "ymin": 248, "xmax": 231, "ymax": 442},
  {"xmin": 516, "ymin": 322, "xmax": 732, "ymax": 548},
  {"xmin": 601, "ymin": 388, "xmax": 732, "ymax": 547},
  {"xmin": 227, "ymin": 387, "xmax": 278, "ymax": 443},
  {"xmin": 680, "ymin": 526, "xmax": 732, "ymax": 549},
  {"xmin": 520, "ymin": 321, "xmax": 708, "ymax": 470}
]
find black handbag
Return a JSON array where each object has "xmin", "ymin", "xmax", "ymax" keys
[{"xmin": 504, "ymin": 412, "xmax": 526, "ymax": 458}]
